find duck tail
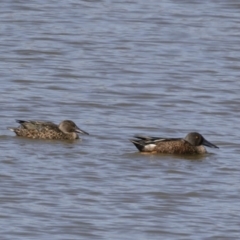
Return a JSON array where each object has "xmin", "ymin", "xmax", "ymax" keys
[
  {"xmin": 129, "ymin": 139, "xmax": 145, "ymax": 152},
  {"xmin": 7, "ymin": 127, "xmax": 15, "ymax": 132}
]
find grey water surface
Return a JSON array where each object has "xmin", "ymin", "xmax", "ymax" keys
[{"xmin": 0, "ymin": 0, "xmax": 240, "ymax": 239}]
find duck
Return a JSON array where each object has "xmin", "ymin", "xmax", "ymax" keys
[
  {"xmin": 130, "ymin": 132, "xmax": 218, "ymax": 154},
  {"xmin": 8, "ymin": 119, "xmax": 89, "ymax": 140}
]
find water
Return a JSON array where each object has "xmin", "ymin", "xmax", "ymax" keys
[{"xmin": 0, "ymin": 0, "xmax": 240, "ymax": 239}]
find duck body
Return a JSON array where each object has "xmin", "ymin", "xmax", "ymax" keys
[{"xmin": 8, "ymin": 120, "xmax": 89, "ymax": 140}]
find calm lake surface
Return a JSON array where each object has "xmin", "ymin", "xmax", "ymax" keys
[{"xmin": 0, "ymin": 0, "xmax": 240, "ymax": 239}]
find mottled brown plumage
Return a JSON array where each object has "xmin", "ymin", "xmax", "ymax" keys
[
  {"xmin": 8, "ymin": 120, "xmax": 89, "ymax": 140},
  {"xmin": 130, "ymin": 132, "xmax": 218, "ymax": 154}
]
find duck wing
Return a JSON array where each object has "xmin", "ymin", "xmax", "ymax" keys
[
  {"xmin": 16, "ymin": 120, "xmax": 58, "ymax": 131},
  {"xmin": 133, "ymin": 135, "xmax": 182, "ymax": 143}
]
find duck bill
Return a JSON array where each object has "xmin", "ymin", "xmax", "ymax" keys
[
  {"xmin": 75, "ymin": 127, "xmax": 89, "ymax": 135},
  {"xmin": 203, "ymin": 138, "xmax": 218, "ymax": 148}
]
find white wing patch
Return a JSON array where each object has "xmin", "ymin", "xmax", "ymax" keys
[{"xmin": 144, "ymin": 144, "xmax": 156, "ymax": 152}]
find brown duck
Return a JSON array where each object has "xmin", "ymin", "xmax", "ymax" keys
[
  {"xmin": 130, "ymin": 132, "xmax": 219, "ymax": 154},
  {"xmin": 8, "ymin": 119, "xmax": 89, "ymax": 140}
]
